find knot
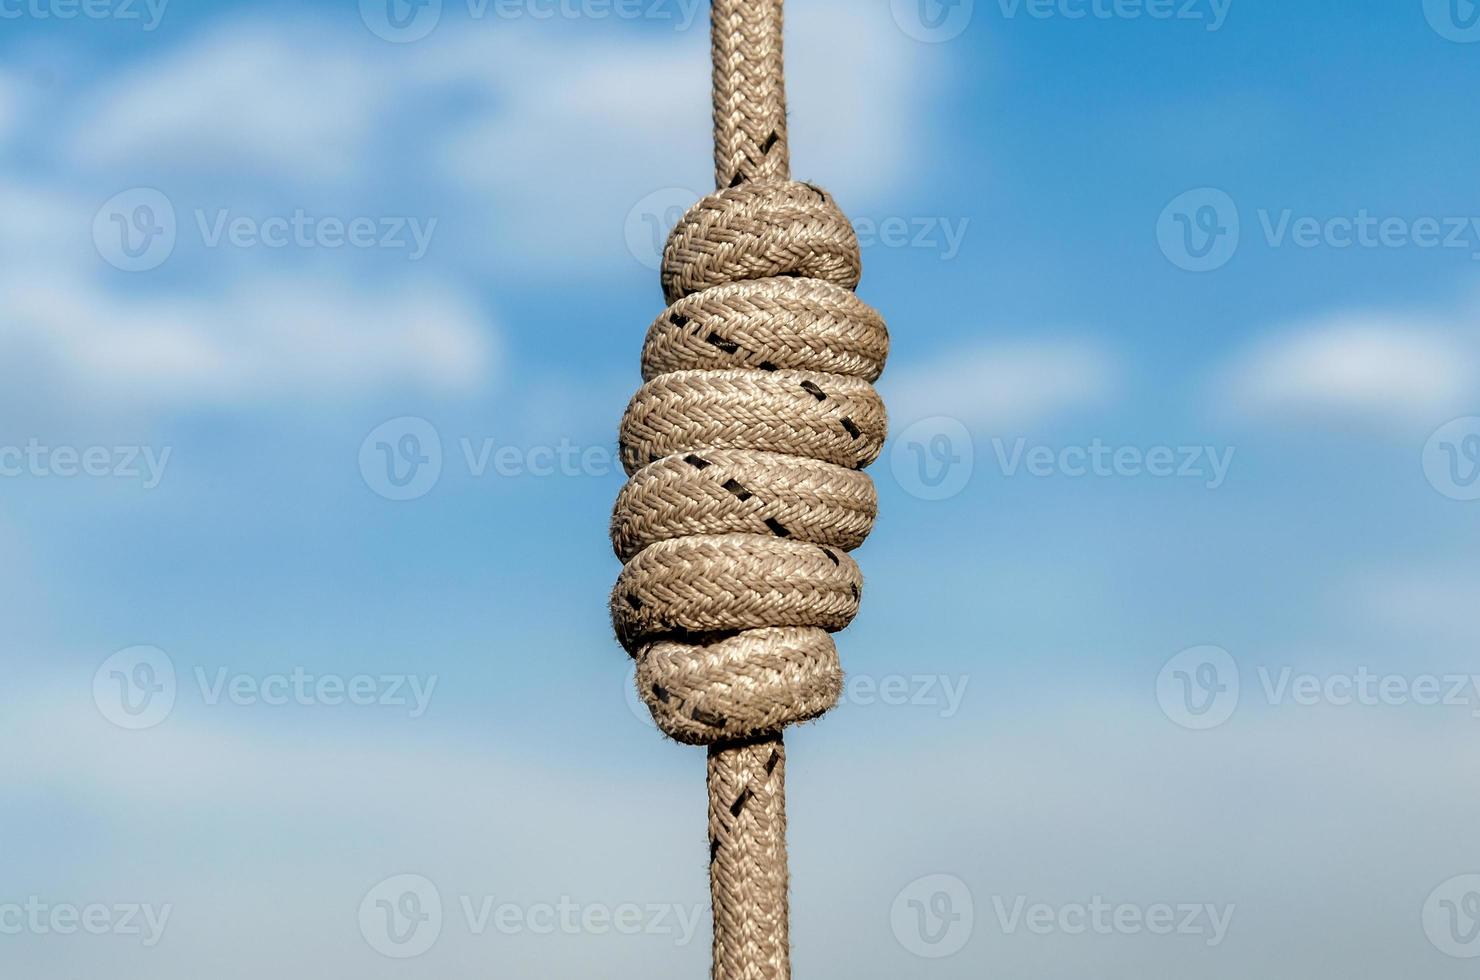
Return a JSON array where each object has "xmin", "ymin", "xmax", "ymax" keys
[
  {"xmin": 661, "ymin": 181, "xmax": 861, "ymax": 303},
  {"xmin": 639, "ymin": 628, "xmax": 843, "ymax": 746},
  {"xmin": 612, "ymin": 535, "xmax": 863, "ymax": 650},
  {"xmin": 611, "ymin": 449, "xmax": 876, "ymax": 563},
  {"xmin": 618, "ymin": 368, "xmax": 887, "ymax": 474},
  {"xmin": 611, "ymin": 178, "xmax": 888, "ymax": 745}
]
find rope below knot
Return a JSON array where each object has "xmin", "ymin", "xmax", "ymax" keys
[{"xmin": 610, "ymin": 2, "xmax": 888, "ymax": 976}]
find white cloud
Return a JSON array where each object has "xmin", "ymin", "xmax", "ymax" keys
[
  {"xmin": 62, "ymin": 6, "xmax": 944, "ymax": 271},
  {"xmin": 0, "ymin": 177, "xmax": 94, "ymax": 267},
  {"xmin": 4, "ymin": 678, "xmax": 1475, "ymax": 979},
  {"xmin": 786, "ymin": 1, "xmax": 943, "ymax": 204},
  {"xmin": 1354, "ymin": 564, "xmax": 1480, "ymax": 646},
  {"xmin": 0, "ymin": 270, "xmax": 494, "ymax": 408},
  {"xmin": 881, "ymin": 338, "xmax": 1120, "ymax": 430},
  {"xmin": 1215, "ymin": 312, "xmax": 1480, "ymax": 429},
  {"xmin": 0, "ymin": 72, "xmax": 16, "ymax": 147},
  {"xmin": 432, "ymin": 33, "xmax": 711, "ymax": 267},
  {"xmin": 432, "ymin": 1, "xmax": 942, "ymax": 265},
  {"xmin": 72, "ymin": 23, "xmax": 386, "ymax": 181},
  {"xmin": 4, "ymin": 5, "xmax": 947, "ymax": 415}
]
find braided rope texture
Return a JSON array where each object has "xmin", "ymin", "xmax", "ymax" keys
[
  {"xmin": 609, "ymin": 2, "xmax": 887, "ymax": 977},
  {"xmin": 610, "ymin": 187, "xmax": 890, "ymax": 745}
]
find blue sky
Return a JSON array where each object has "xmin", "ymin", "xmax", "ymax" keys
[{"xmin": 4, "ymin": 1, "xmax": 1480, "ymax": 977}]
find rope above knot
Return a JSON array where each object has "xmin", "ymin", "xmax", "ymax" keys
[{"xmin": 610, "ymin": 177, "xmax": 889, "ymax": 746}]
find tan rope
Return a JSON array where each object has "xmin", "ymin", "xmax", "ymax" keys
[{"xmin": 610, "ymin": 1, "xmax": 888, "ymax": 976}]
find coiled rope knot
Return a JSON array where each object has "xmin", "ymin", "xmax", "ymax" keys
[{"xmin": 610, "ymin": 178, "xmax": 890, "ymax": 745}]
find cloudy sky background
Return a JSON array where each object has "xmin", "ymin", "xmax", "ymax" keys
[{"xmin": 4, "ymin": 0, "xmax": 1480, "ymax": 977}]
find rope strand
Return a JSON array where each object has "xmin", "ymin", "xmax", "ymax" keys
[
  {"xmin": 610, "ymin": 2, "xmax": 888, "ymax": 976},
  {"xmin": 711, "ymin": 0, "xmax": 789, "ymax": 187},
  {"xmin": 708, "ymin": 737, "xmax": 789, "ymax": 980}
]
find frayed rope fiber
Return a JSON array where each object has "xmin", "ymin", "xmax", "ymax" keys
[{"xmin": 608, "ymin": 1, "xmax": 888, "ymax": 976}]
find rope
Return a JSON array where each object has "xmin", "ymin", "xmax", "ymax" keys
[{"xmin": 610, "ymin": 1, "xmax": 889, "ymax": 976}]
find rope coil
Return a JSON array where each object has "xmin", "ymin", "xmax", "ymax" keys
[{"xmin": 610, "ymin": 2, "xmax": 887, "ymax": 975}]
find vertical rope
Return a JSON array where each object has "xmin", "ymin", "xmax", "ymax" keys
[
  {"xmin": 712, "ymin": 0, "xmax": 789, "ymax": 188},
  {"xmin": 609, "ymin": 2, "xmax": 889, "ymax": 978},
  {"xmin": 710, "ymin": 3, "xmax": 791, "ymax": 977},
  {"xmin": 708, "ymin": 736, "xmax": 789, "ymax": 980}
]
